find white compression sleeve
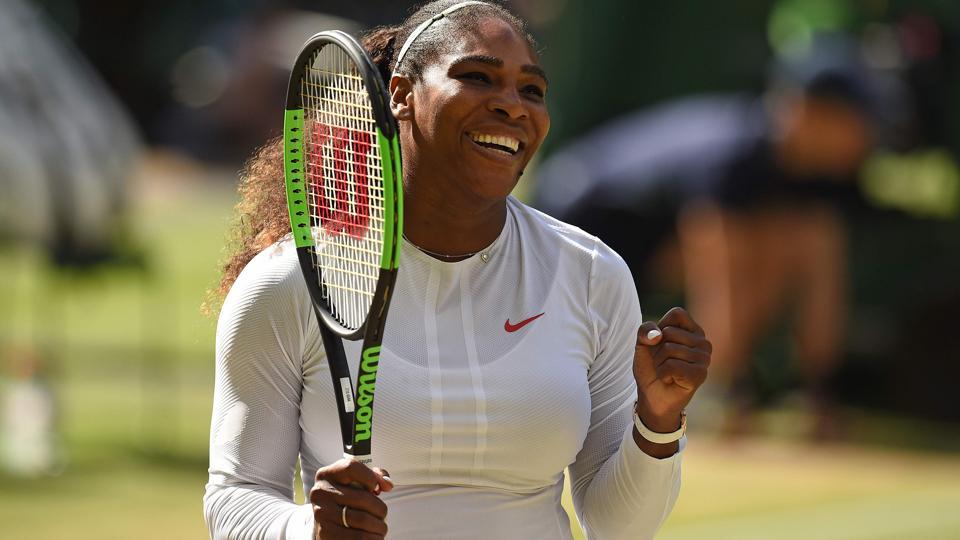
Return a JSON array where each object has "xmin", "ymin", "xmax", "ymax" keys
[
  {"xmin": 567, "ymin": 241, "xmax": 683, "ymax": 540},
  {"xmin": 204, "ymin": 244, "xmax": 317, "ymax": 540}
]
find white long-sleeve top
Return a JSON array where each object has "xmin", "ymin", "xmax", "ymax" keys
[{"xmin": 204, "ymin": 197, "xmax": 683, "ymax": 539}]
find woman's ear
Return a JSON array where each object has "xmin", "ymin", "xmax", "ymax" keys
[{"xmin": 390, "ymin": 75, "xmax": 413, "ymax": 120}]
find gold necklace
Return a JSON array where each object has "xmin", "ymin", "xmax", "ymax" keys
[{"xmin": 403, "ymin": 235, "xmax": 481, "ymax": 260}]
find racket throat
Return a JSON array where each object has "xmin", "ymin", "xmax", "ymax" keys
[{"xmin": 350, "ymin": 346, "xmax": 380, "ymax": 453}]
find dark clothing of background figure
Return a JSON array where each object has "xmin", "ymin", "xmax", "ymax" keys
[{"xmin": 533, "ymin": 95, "xmax": 859, "ymax": 291}]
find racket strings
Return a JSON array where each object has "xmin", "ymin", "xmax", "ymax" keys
[{"xmin": 302, "ymin": 45, "xmax": 386, "ymax": 331}]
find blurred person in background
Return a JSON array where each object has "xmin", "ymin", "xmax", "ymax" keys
[
  {"xmin": 534, "ymin": 34, "xmax": 883, "ymax": 439},
  {"xmin": 0, "ymin": 0, "xmax": 141, "ymax": 266},
  {"xmin": 1, "ymin": 344, "xmax": 60, "ymax": 476},
  {"xmin": 0, "ymin": 0, "xmax": 140, "ymax": 478}
]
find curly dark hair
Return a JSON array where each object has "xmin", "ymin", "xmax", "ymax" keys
[{"xmin": 208, "ymin": 1, "xmax": 535, "ymax": 311}]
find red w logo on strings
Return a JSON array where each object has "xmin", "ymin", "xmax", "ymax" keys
[{"xmin": 306, "ymin": 122, "xmax": 373, "ymax": 238}]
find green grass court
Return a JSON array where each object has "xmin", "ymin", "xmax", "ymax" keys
[{"xmin": 1, "ymin": 157, "xmax": 959, "ymax": 539}]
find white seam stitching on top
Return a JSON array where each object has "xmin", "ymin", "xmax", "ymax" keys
[
  {"xmin": 554, "ymin": 479, "xmax": 569, "ymax": 539},
  {"xmin": 425, "ymin": 266, "xmax": 444, "ymax": 476},
  {"xmin": 459, "ymin": 265, "xmax": 488, "ymax": 473}
]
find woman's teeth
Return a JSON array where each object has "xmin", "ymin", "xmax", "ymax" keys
[{"xmin": 470, "ymin": 133, "xmax": 520, "ymax": 154}]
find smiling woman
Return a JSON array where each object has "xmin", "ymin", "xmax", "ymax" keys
[
  {"xmin": 389, "ymin": 12, "xmax": 550, "ymax": 253},
  {"xmin": 205, "ymin": 1, "xmax": 711, "ymax": 539}
]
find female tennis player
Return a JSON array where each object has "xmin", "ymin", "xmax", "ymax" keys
[{"xmin": 204, "ymin": 1, "xmax": 711, "ymax": 538}]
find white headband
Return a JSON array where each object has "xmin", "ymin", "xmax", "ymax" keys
[{"xmin": 392, "ymin": 1, "xmax": 488, "ymax": 75}]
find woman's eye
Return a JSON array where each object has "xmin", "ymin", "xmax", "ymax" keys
[
  {"xmin": 459, "ymin": 72, "xmax": 491, "ymax": 83},
  {"xmin": 523, "ymin": 85, "xmax": 545, "ymax": 99}
]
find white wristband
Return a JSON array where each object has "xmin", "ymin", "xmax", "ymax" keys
[{"xmin": 633, "ymin": 405, "xmax": 686, "ymax": 444}]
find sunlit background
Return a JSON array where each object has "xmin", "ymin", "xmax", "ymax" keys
[{"xmin": 1, "ymin": 0, "xmax": 959, "ymax": 538}]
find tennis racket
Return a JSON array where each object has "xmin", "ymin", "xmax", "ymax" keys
[{"xmin": 283, "ymin": 30, "xmax": 403, "ymax": 465}]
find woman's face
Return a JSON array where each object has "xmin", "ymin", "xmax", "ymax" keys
[{"xmin": 397, "ymin": 16, "xmax": 550, "ymax": 203}]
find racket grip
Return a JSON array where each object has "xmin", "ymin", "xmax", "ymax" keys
[
  {"xmin": 342, "ymin": 453, "xmax": 383, "ymax": 492},
  {"xmin": 343, "ymin": 452, "xmax": 373, "ymax": 466}
]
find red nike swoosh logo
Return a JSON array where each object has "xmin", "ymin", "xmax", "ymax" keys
[{"xmin": 504, "ymin": 312, "xmax": 545, "ymax": 332}]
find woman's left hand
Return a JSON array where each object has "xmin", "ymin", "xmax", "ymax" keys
[{"xmin": 633, "ymin": 307, "xmax": 711, "ymax": 432}]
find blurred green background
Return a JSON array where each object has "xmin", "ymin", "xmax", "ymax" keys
[{"xmin": 2, "ymin": 0, "xmax": 960, "ymax": 539}]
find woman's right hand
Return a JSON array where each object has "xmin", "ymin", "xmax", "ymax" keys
[{"xmin": 310, "ymin": 458, "xmax": 394, "ymax": 539}]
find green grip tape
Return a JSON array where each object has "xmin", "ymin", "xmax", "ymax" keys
[{"xmin": 284, "ymin": 109, "xmax": 312, "ymax": 248}]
